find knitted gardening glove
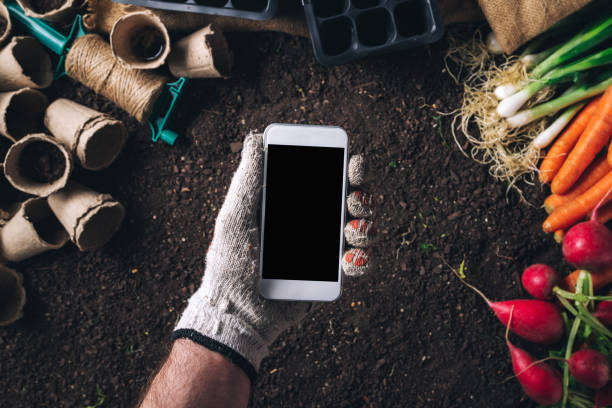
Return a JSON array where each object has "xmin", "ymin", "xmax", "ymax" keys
[{"xmin": 173, "ymin": 132, "xmax": 377, "ymax": 384}]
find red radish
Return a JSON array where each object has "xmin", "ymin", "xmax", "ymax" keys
[
  {"xmin": 505, "ymin": 308, "xmax": 563, "ymax": 405},
  {"xmin": 507, "ymin": 342, "xmax": 563, "ymax": 405},
  {"xmin": 521, "ymin": 264, "xmax": 561, "ymax": 299},
  {"xmin": 456, "ymin": 277, "xmax": 564, "ymax": 344},
  {"xmin": 491, "ymin": 299, "xmax": 563, "ymax": 344},
  {"xmin": 563, "ymin": 193, "xmax": 612, "ymax": 271},
  {"xmin": 596, "ymin": 382, "xmax": 612, "ymax": 408},
  {"xmin": 569, "ymin": 349, "xmax": 611, "ymax": 389},
  {"xmin": 563, "ymin": 221, "xmax": 612, "ymax": 271},
  {"xmin": 595, "ymin": 301, "xmax": 612, "ymax": 327}
]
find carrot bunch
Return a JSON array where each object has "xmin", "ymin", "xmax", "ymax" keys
[{"xmin": 540, "ymin": 83, "xmax": 612, "ymax": 236}]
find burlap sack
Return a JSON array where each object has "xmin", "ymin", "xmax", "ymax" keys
[{"xmin": 478, "ymin": 0, "xmax": 594, "ymax": 53}]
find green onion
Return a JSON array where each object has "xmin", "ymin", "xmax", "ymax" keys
[
  {"xmin": 520, "ymin": 45, "xmax": 562, "ymax": 69},
  {"xmin": 507, "ymin": 71, "xmax": 612, "ymax": 127},
  {"xmin": 495, "ymin": 46, "xmax": 563, "ymax": 100},
  {"xmin": 531, "ymin": 15, "xmax": 612, "ymax": 79},
  {"xmin": 546, "ymin": 47, "xmax": 612, "ymax": 85},
  {"xmin": 498, "ymin": 47, "xmax": 612, "ymax": 117},
  {"xmin": 532, "ymin": 101, "xmax": 586, "ymax": 148}
]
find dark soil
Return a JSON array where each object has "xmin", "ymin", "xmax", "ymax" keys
[
  {"xmin": 0, "ymin": 28, "xmax": 571, "ymax": 408},
  {"xmin": 0, "ymin": 16, "xmax": 7, "ymax": 37},
  {"xmin": 28, "ymin": 0, "xmax": 66, "ymax": 14},
  {"xmin": 18, "ymin": 141, "xmax": 66, "ymax": 183}
]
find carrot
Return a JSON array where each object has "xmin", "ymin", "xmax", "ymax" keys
[
  {"xmin": 544, "ymin": 154, "xmax": 611, "ymax": 213},
  {"xmin": 563, "ymin": 266, "xmax": 612, "ymax": 293},
  {"xmin": 552, "ymin": 86, "xmax": 612, "ymax": 194},
  {"xmin": 554, "ymin": 201, "xmax": 612, "ymax": 241},
  {"xmin": 543, "ymin": 170, "xmax": 612, "ymax": 233},
  {"xmin": 539, "ymin": 97, "xmax": 601, "ymax": 184}
]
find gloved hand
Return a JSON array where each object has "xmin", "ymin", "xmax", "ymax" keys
[{"xmin": 173, "ymin": 132, "xmax": 376, "ymax": 384}]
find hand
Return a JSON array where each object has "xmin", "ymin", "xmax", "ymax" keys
[{"xmin": 173, "ymin": 132, "xmax": 377, "ymax": 383}]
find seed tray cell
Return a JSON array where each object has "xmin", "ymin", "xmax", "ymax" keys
[
  {"xmin": 304, "ymin": 0, "xmax": 444, "ymax": 66},
  {"xmin": 112, "ymin": 0, "xmax": 278, "ymax": 21}
]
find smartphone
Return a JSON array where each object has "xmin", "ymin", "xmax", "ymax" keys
[{"xmin": 259, "ymin": 124, "xmax": 348, "ymax": 302}]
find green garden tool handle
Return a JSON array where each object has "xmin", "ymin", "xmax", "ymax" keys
[{"xmin": 149, "ymin": 78, "xmax": 188, "ymax": 146}]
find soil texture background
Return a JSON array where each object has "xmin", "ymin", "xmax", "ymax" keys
[{"xmin": 0, "ymin": 21, "xmax": 569, "ymax": 408}]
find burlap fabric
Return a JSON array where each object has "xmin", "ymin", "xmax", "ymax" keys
[{"xmin": 478, "ymin": 0, "xmax": 594, "ymax": 53}]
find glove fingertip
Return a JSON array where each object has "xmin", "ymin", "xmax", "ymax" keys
[
  {"xmin": 348, "ymin": 155, "xmax": 369, "ymax": 186},
  {"xmin": 346, "ymin": 190, "xmax": 375, "ymax": 218},
  {"xmin": 342, "ymin": 248, "xmax": 371, "ymax": 277},
  {"xmin": 344, "ymin": 219, "xmax": 377, "ymax": 248}
]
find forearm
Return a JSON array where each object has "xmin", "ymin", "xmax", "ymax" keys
[{"xmin": 139, "ymin": 339, "xmax": 251, "ymax": 408}]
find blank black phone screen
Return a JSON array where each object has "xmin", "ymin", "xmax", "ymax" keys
[{"xmin": 262, "ymin": 144, "xmax": 345, "ymax": 281}]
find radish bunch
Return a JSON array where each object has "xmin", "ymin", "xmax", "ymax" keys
[
  {"xmin": 518, "ymin": 264, "xmax": 612, "ymax": 404},
  {"xmin": 458, "ymin": 254, "xmax": 612, "ymax": 406},
  {"xmin": 457, "ymin": 208, "xmax": 612, "ymax": 406}
]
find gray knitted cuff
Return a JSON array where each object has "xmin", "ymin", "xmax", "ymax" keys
[
  {"xmin": 174, "ymin": 287, "xmax": 269, "ymax": 375},
  {"xmin": 172, "ymin": 329, "xmax": 257, "ymax": 385}
]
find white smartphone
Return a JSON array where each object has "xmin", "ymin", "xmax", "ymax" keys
[{"xmin": 259, "ymin": 124, "xmax": 348, "ymax": 302}]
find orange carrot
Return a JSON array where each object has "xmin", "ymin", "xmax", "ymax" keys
[
  {"xmin": 553, "ymin": 230, "xmax": 565, "ymax": 243},
  {"xmin": 539, "ymin": 97, "xmax": 601, "ymax": 184},
  {"xmin": 543, "ymin": 170, "xmax": 612, "ymax": 233},
  {"xmin": 563, "ymin": 267, "xmax": 612, "ymax": 293},
  {"xmin": 543, "ymin": 154, "xmax": 611, "ymax": 213},
  {"xmin": 552, "ymin": 86, "xmax": 612, "ymax": 194}
]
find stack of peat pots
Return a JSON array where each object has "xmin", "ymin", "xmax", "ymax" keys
[
  {"xmin": 0, "ymin": 1, "xmax": 127, "ymax": 326},
  {"xmin": 0, "ymin": 0, "xmax": 235, "ymax": 325}
]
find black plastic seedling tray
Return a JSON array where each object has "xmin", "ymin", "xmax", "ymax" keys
[
  {"xmin": 303, "ymin": 0, "xmax": 444, "ymax": 66},
  {"xmin": 113, "ymin": 0, "xmax": 278, "ymax": 20}
]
